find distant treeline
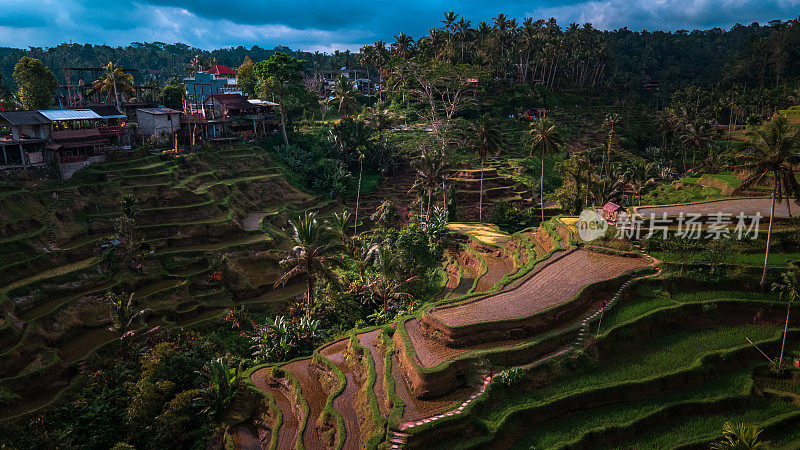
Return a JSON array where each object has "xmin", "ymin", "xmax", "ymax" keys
[
  {"xmin": 0, "ymin": 15, "xmax": 798, "ymax": 98},
  {"xmin": 0, "ymin": 42, "xmax": 362, "ymax": 87}
]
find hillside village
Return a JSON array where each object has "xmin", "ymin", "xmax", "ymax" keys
[{"xmin": 1, "ymin": 10, "xmax": 800, "ymax": 450}]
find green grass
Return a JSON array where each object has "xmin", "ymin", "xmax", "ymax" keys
[
  {"xmin": 618, "ymin": 399, "xmax": 797, "ymax": 449},
  {"xmin": 640, "ymin": 181, "xmax": 723, "ymax": 206},
  {"xmin": 651, "ymin": 251, "xmax": 800, "ymax": 268},
  {"xmin": 482, "ymin": 325, "xmax": 780, "ymax": 425},
  {"xmin": 511, "ymin": 367, "xmax": 756, "ymax": 449}
]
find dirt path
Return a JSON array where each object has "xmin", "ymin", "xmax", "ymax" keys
[
  {"xmin": 251, "ymin": 370, "xmax": 299, "ymax": 450},
  {"xmin": 320, "ymin": 340, "xmax": 363, "ymax": 450},
  {"xmin": 431, "ymin": 250, "xmax": 648, "ymax": 327},
  {"xmin": 284, "ymin": 359, "xmax": 329, "ymax": 449},
  {"xmin": 358, "ymin": 330, "xmax": 388, "ymax": 415},
  {"xmin": 636, "ymin": 197, "xmax": 794, "ymax": 217}
]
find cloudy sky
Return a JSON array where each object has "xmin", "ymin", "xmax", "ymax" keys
[{"xmin": 2, "ymin": 0, "xmax": 799, "ymax": 52}]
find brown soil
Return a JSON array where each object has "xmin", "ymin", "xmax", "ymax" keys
[
  {"xmin": 430, "ymin": 250, "xmax": 648, "ymax": 327},
  {"xmin": 320, "ymin": 340, "xmax": 363, "ymax": 450},
  {"xmin": 404, "ymin": 319, "xmax": 529, "ymax": 368},
  {"xmin": 389, "ymin": 352, "xmax": 472, "ymax": 422},
  {"xmin": 232, "ymin": 424, "xmax": 263, "ymax": 450},
  {"xmin": 358, "ymin": 330, "xmax": 388, "ymax": 416},
  {"xmin": 471, "ymin": 242, "xmax": 515, "ymax": 293},
  {"xmin": 636, "ymin": 197, "xmax": 794, "ymax": 217},
  {"xmin": 284, "ymin": 359, "xmax": 329, "ymax": 449},
  {"xmin": 251, "ymin": 370, "xmax": 299, "ymax": 450}
]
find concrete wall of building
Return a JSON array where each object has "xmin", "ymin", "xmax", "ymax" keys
[{"xmin": 138, "ymin": 112, "xmax": 181, "ymax": 137}]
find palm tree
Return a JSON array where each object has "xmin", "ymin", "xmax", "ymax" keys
[
  {"xmin": 364, "ymin": 244, "xmax": 413, "ymax": 321},
  {"xmin": 601, "ymin": 113, "xmax": 621, "ymax": 195},
  {"xmin": 735, "ymin": 114, "xmax": 800, "ymax": 287},
  {"xmin": 772, "ymin": 270, "xmax": 799, "ymax": 368},
  {"xmin": 393, "ymin": 33, "xmax": 414, "ymax": 59},
  {"xmin": 625, "ymin": 161, "xmax": 657, "ymax": 205},
  {"xmin": 275, "ymin": 212, "xmax": 347, "ymax": 316},
  {"xmin": 360, "ymin": 100, "xmax": 393, "ymax": 140},
  {"xmin": 470, "ymin": 116, "xmax": 504, "ymax": 221},
  {"xmin": 329, "ymin": 75, "xmax": 360, "ymax": 116},
  {"xmin": 411, "ymin": 149, "xmax": 447, "ymax": 221},
  {"xmin": 329, "ymin": 210, "xmax": 355, "ymax": 257},
  {"xmin": 529, "ymin": 117, "xmax": 564, "ymax": 221},
  {"xmin": 92, "ymin": 62, "xmax": 134, "ymax": 110},
  {"xmin": 680, "ymin": 121, "xmax": 713, "ymax": 171},
  {"xmin": 710, "ymin": 422, "xmax": 768, "ymax": 449}
]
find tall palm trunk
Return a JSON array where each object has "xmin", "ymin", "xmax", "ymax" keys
[
  {"xmin": 540, "ymin": 150, "xmax": 545, "ymax": 222},
  {"xmin": 306, "ymin": 262, "xmax": 314, "ymax": 317},
  {"xmin": 479, "ymin": 158, "xmax": 484, "ymax": 222},
  {"xmin": 354, "ymin": 158, "xmax": 362, "ymax": 235},
  {"xmin": 113, "ymin": 78, "xmax": 120, "ymax": 110},
  {"xmin": 427, "ymin": 190, "xmax": 433, "ymax": 222},
  {"xmin": 278, "ymin": 97, "xmax": 289, "ymax": 146},
  {"xmin": 787, "ymin": 196, "xmax": 792, "ymax": 218},
  {"xmin": 761, "ymin": 189, "xmax": 776, "ymax": 288},
  {"xmin": 779, "ymin": 301, "xmax": 791, "ymax": 367}
]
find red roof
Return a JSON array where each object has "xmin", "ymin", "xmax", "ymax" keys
[
  {"xmin": 602, "ymin": 201, "xmax": 622, "ymax": 213},
  {"xmin": 206, "ymin": 65, "xmax": 237, "ymax": 75}
]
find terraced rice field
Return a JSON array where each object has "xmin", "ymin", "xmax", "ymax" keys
[
  {"xmin": 430, "ymin": 249, "xmax": 649, "ymax": 327},
  {"xmin": 636, "ymin": 197, "xmax": 795, "ymax": 217}
]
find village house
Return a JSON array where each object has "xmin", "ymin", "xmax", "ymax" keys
[
  {"xmin": 183, "ymin": 65, "xmax": 242, "ymax": 103},
  {"xmin": 136, "ymin": 107, "xmax": 182, "ymax": 139},
  {"xmin": 0, "ymin": 111, "xmax": 51, "ymax": 167},
  {"xmin": 201, "ymin": 94, "xmax": 279, "ymax": 139},
  {"xmin": 39, "ymin": 108, "xmax": 125, "ymax": 178}
]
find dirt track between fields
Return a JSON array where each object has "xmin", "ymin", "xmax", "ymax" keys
[
  {"xmin": 283, "ymin": 359, "xmax": 329, "ymax": 449},
  {"xmin": 636, "ymin": 197, "xmax": 795, "ymax": 218},
  {"xmin": 358, "ymin": 330, "xmax": 388, "ymax": 415},
  {"xmin": 430, "ymin": 249, "xmax": 648, "ymax": 327},
  {"xmin": 251, "ymin": 369, "xmax": 299, "ymax": 450},
  {"xmin": 472, "ymin": 243, "xmax": 515, "ymax": 293},
  {"xmin": 320, "ymin": 339, "xmax": 363, "ymax": 449}
]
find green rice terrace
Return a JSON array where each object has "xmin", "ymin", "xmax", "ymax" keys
[{"xmin": 3, "ymin": 9, "xmax": 800, "ymax": 450}]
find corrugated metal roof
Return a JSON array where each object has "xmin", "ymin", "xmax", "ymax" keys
[
  {"xmin": 38, "ymin": 109, "xmax": 102, "ymax": 121},
  {"xmin": 87, "ymin": 105, "xmax": 126, "ymax": 119},
  {"xmin": 0, "ymin": 111, "xmax": 51, "ymax": 126}
]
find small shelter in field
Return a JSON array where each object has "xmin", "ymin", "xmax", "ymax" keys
[{"xmin": 602, "ymin": 201, "xmax": 623, "ymax": 222}]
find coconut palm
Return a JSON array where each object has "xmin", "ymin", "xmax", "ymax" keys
[
  {"xmin": 364, "ymin": 244, "xmax": 414, "ymax": 321},
  {"xmin": 601, "ymin": 113, "xmax": 621, "ymax": 186},
  {"xmin": 528, "ymin": 117, "xmax": 564, "ymax": 221},
  {"xmin": 360, "ymin": 100, "xmax": 393, "ymax": 140},
  {"xmin": 710, "ymin": 422, "xmax": 768, "ymax": 449},
  {"xmin": 772, "ymin": 270, "xmax": 799, "ymax": 368},
  {"xmin": 625, "ymin": 160, "xmax": 657, "ymax": 205},
  {"xmin": 392, "ymin": 33, "xmax": 414, "ymax": 59},
  {"xmin": 680, "ymin": 121, "xmax": 713, "ymax": 171},
  {"xmin": 275, "ymin": 212, "xmax": 347, "ymax": 316},
  {"xmin": 92, "ymin": 62, "xmax": 134, "ymax": 110},
  {"xmin": 329, "ymin": 210, "xmax": 356, "ymax": 257},
  {"xmin": 411, "ymin": 149, "xmax": 448, "ymax": 221},
  {"xmin": 470, "ymin": 116, "xmax": 504, "ymax": 221},
  {"xmin": 329, "ymin": 75, "xmax": 360, "ymax": 116},
  {"xmin": 735, "ymin": 114, "xmax": 800, "ymax": 287}
]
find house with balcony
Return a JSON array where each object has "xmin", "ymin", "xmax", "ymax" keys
[{"xmin": 201, "ymin": 94, "xmax": 279, "ymax": 139}]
